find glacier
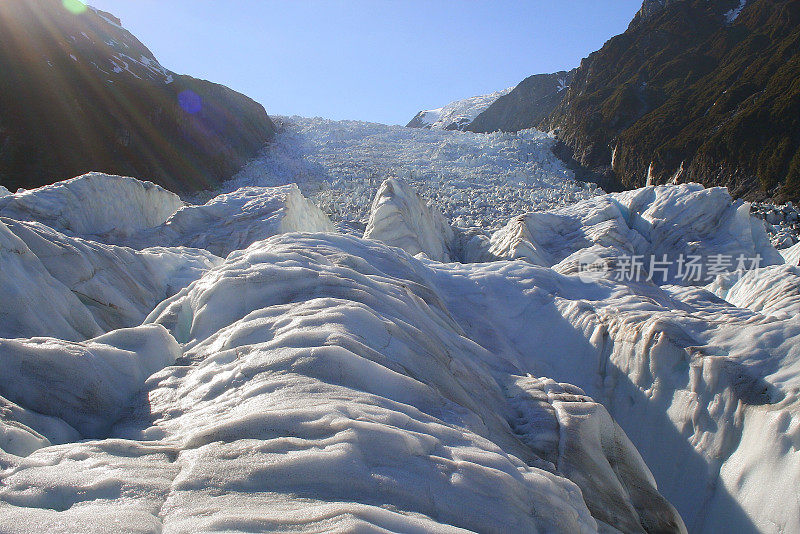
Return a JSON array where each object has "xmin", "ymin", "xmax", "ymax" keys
[
  {"xmin": 230, "ymin": 116, "xmax": 599, "ymax": 232},
  {"xmin": 0, "ymin": 169, "xmax": 798, "ymax": 533}
]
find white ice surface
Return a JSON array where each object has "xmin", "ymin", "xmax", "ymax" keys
[
  {"xmin": 1, "ymin": 218, "xmax": 220, "ymax": 333},
  {"xmin": 1, "ymin": 168, "xmax": 798, "ymax": 532},
  {"xmin": 0, "ymin": 219, "xmax": 102, "ymax": 341},
  {"xmin": 0, "ymin": 186, "xmax": 10, "ymax": 198},
  {"xmin": 0, "ymin": 173, "xmax": 183, "ymax": 238},
  {"xmin": 782, "ymin": 241, "xmax": 800, "ymax": 266},
  {"xmin": 0, "ymin": 234, "xmax": 685, "ymax": 533},
  {"xmin": 708, "ymin": 265, "xmax": 800, "ymax": 318},
  {"xmin": 364, "ymin": 177, "xmax": 456, "ymax": 262},
  {"xmin": 131, "ymin": 184, "xmax": 335, "ymax": 257},
  {"xmin": 490, "ymin": 183, "xmax": 783, "ymax": 282},
  {"xmin": 0, "ymin": 325, "xmax": 179, "ymax": 439}
]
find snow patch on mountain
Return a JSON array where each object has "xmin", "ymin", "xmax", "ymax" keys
[
  {"xmin": 724, "ymin": 0, "xmax": 748, "ymax": 23},
  {"xmin": 406, "ymin": 87, "xmax": 513, "ymax": 130}
]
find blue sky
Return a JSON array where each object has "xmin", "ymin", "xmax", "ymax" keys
[{"xmin": 87, "ymin": 1, "xmax": 642, "ymax": 125}]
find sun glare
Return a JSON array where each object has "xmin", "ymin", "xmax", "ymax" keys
[{"xmin": 62, "ymin": 0, "xmax": 88, "ymax": 15}]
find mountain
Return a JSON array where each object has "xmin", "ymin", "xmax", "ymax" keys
[
  {"xmin": 465, "ymin": 70, "xmax": 575, "ymax": 134},
  {"xmin": 0, "ymin": 0, "xmax": 275, "ymax": 193},
  {"xmin": 544, "ymin": 0, "xmax": 800, "ymax": 202},
  {"xmin": 406, "ymin": 87, "xmax": 513, "ymax": 130}
]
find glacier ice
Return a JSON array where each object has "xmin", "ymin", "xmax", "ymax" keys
[
  {"xmin": 0, "ymin": 325, "xmax": 180, "ymax": 440},
  {"xmin": 2, "ymin": 218, "xmax": 221, "ymax": 332},
  {"xmin": 489, "ymin": 183, "xmax": 783, "ymax": 281},
  {"xmin": 231, "ymin": 116, "xmax": 600, "ymax": 232},
  {"xmin": 0, "ymin": 173, "xmax": 183, "ymax": 238},
  {"xmin": 708, "ymin": 265, "xmax": 800, "ymax": 318},
  {"xmin": 141, "ymin": 234, "xmax": 683, "ymax": 532},
  {"xmin": 0, "ymin": 218, "xmax": 102, "ymax": 341},
  {"xmin": 364, "ymin": 177, "xmax": 456, "ymax": 262},
  {"xmin": 783, "ymin": 241, "xmax": 800, "ymax": 265},
  {"xmin": 132, "ymin": 184, "xmax": 335, "ymax": 257},
  {"xmin": 1, "ymin": 171, "xmax": 799, "ymax": 532},
  {"xmin": 0, "ymin": 233, "xmax": 685, "ymax": 533}
]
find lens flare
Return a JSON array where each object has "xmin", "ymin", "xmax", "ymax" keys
[
  {"xmin": 178, "ymin": 90, "xmax": 202, "ymax": 114},
  {"xmin": 62, "ymin": 0, "xmax": 88, "ymax": 15}
]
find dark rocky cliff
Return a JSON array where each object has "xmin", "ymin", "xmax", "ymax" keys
[
  {"xmin": 545, "ymin": 0, "xmax": 800, "ymax": 202},
  {"xmin": 465, "ymin": 71, "xmax": 575, "ymax": 134},
  {"xmin": 0, "ymin": 0, "xmax": 275, "ymax": 193}
]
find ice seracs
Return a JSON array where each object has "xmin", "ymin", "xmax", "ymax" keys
[
  {"xmin": 0, "ymin": 218, "xmax": 102, "ymax": 341},
  {"xmin": 0, "ymin": 172, "xmax": 183, "ymax": 238},
  {"xmin": 2, "ymin": 218, "xmax": 220, "ymax": 331},
  {"xmin": 364, "ymin": 177, "xmax": 456, "ymax": 262},
  {"xmin": 232, "ymin": 116, "xmax": 598, "ymax": 232},
  {"xmin": 134, "ymin": 184, "xmax": 335, "ymax": 257},
  {"xmin": 489, "ymin": 183, "xmax": 783, "ymax": 281}
]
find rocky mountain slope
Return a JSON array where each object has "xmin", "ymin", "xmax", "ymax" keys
[
  {"xmin": 0, "ymin": 0, "xmax": 275, "ymax": 193},
  {"xmin": 465, "ymin": 70, "xmax": 575, "ymax": 134},
  {"xmin": 544, "ymin": 0, "xmax": 800, "ymax": 202}
]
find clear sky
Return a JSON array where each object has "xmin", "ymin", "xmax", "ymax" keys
[{"xmin": 86, "ymin": 0, "xmax": 643, "ymax": 125}]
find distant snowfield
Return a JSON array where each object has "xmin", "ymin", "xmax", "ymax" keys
[
  {"xmin": 407, "ymin": 87, "xmax": 514, "ymax": 130},
  {"xmin": 229, "ymin": 116, "xmax": 600, "ymax": 233},
  {"xmin": 1, "ymin": 130, "xmax": 799, "ymax": 532}
]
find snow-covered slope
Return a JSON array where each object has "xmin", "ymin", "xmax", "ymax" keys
[
  {"xmin": 406, "ymin": 87, "xmax": 513, "ymax": 130},
  {"xmin": 364, "ymin": 177, "xmax": 456, "ymax": 262},
  {"xmin": 231, "ymin": 116, "xmax": 599, "ymax": 232}
]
